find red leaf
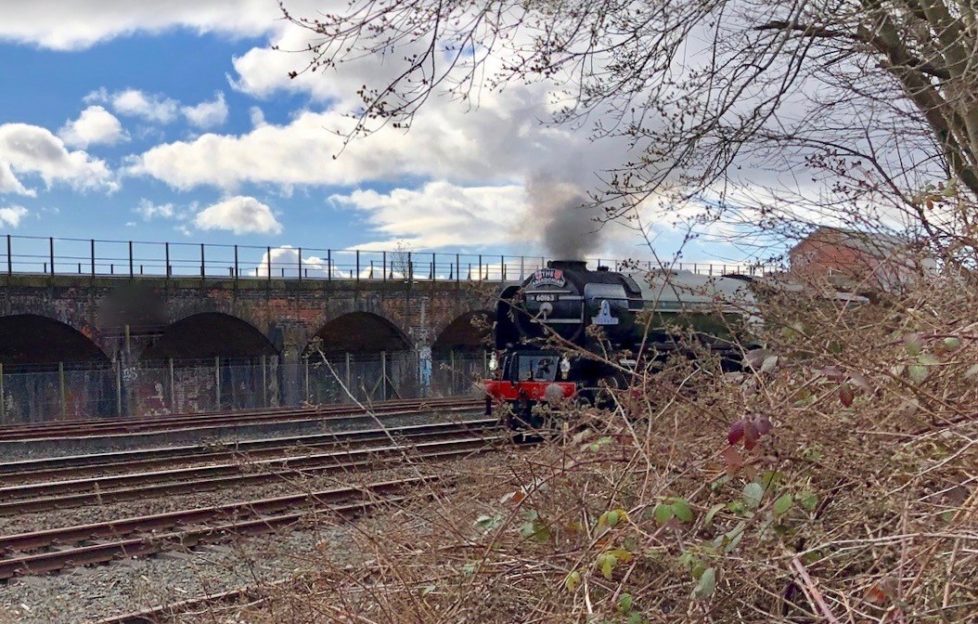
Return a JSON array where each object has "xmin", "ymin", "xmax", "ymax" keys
[
  {"xmin": 743, "ymin": 421, "xmax": 759, "ymax": 450},
  {"xmin": 727, "ymin": 420, "xmax": 745, "ymax": 445},
  {"xmin": 755, "ymin": 415, "xmax": 772, "ymax": 436},
  {"xmin": 839, "ymin": 383, "xmax": 854, "ymax": 407},
  {"xmin": 820, "ymin": 366, "xmax": 845, "ymax": 382}
]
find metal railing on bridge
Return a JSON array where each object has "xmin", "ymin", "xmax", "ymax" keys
[{"xmin": 0, "ymin": 235, "xmax": 774, "ymax": 283}]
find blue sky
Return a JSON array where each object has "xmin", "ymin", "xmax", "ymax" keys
[{"xmin": 0, "ymin": 1, "xmax": 757, "ymax": 269}]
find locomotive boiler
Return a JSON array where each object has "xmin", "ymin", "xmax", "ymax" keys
[{"xmin": 483, "ymin": 259, "xmax": 758, "ymax": 427}]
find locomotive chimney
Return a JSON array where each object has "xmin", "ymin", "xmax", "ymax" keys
[{"xmin": 547, "ymin": 260, "xmax": 588, "ymax": 271}]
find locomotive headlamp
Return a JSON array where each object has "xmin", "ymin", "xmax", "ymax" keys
[{"xmin": 560, "ymin": 356, "xmax": 570, "ymax": 380}]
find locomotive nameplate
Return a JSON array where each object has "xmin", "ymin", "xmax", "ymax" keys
[{"xmin": 529, "ymin": 268, "xmax": 566, "ymax": 287}]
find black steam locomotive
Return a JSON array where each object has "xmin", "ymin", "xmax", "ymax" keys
[{"xmin": 483, "ymin": 260, "xmax": 755, "ymax": 426}]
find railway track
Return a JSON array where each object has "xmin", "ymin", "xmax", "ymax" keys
[
  {"xmin": 0, "ymin": 418, "xmax": 495, "ymax": 483},
  {"xmin": 0, "ymin": 475, "xmax": 438, "ymax": 581},
  {"xmin": 0, "ymin": 421, "xmax": 502, "ymax": 515},
  {"xmin": 0, "ymin": 397, "xmax": 482, "ymax": 442}
]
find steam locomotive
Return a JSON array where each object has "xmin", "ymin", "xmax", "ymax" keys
[{"xmin": 483, "ymin": 260, "xmax": 758, "ymax": 427}]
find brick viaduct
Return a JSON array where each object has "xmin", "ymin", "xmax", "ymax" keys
[{"xmin": 0, "ymin": 274, "xmax": 498, "ymax": 420}]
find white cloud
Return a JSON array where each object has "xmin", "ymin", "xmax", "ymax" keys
[
  {"xmin": 193, "ymin": 195, "xmax": 283, "ymax": 235},
  {"xmin": 182, "ymin": 92, "xmax": 228, "ymax": 129},
  {"xmin": 87, "ymin": 88, "xmax": 180, "ymax": 124},
  {"xmin": 135, "ymin": 198, "xmax": 176, "ymax": 220},
  {"xmin": 0, "ymin": 123, "xmax": 117, "ymax": 195},
  {"xmin": 0, "ymin": 1, "xmax": 282, "ymax": 50},
  {"xmin": 0, "ymin": 205, "xmax": 28, "ymax": 227},
  {"xmin": 248, "ymin": 106, "xmax": 266, "ymax": 128},
  {"xmin": 58, "ymin": 105, "xmax": 127, "ymax": 148},
  {"xmin": 331, "ymin": 182, "xmax": 530, "ymax": 249}
]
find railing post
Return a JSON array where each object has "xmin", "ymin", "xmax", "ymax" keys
[
  {"xmin": 327, "ymin": 249, "xmax": 332, "ymax": 281},
  {"xmin": 5, "ymin": 235, "xmax": 10, "ymax": 277},
  {"xmin": 90, "ymin": 239, "xmax": 95, "ymax": 277},
  {"xmin": 456, "ymin": 254, "xmax": 460, "ymax": 286},
  {"xmin": 478, "ymin": 254, "xmax": 483, "ymax": 281},
  {"xmin": 165, "ymin": 242, "xmax": 170, "ymax": 278},
  {"xmin": 356, "ymin": 249, "xmax": 360, "ymax": 284},
  {"xmin": 49, "ymin": 237, "xmax": 55, "ymax": 276},
  {"xmin": 520, "ymin": 256, "xmax": 525, "ymax": 280},
  {"xmin": 407, "ymin": 252, "xmax": 413, "ymax": 283},
  {"xmin": 266, "ymin": 246, "xmax": 272, "ymax": 283},
  {"xmin": 128, "ymin": 241, "xmax": 134, "ymax": 280},
  {"xmin": 501, "ymin": 255, "xmax": 505, "ymax": 281},
  {"xmin": 298, "ymin": 247, "xmax": 303, "ymax": 282},
  {"xmin": 432, "ymin": 253, "xmax": 436, "ymax": 280},
  {"xmin": 200, "ymin": 243, "xmax": 205, "ymax": 280},
  {"xmin": 233, "ymin": 245, "xmax": 239, "ymax": 283}
]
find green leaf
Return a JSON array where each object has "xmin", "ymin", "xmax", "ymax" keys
[
  {"xmin": 670, "ymin": 498, "xmax": 694, "ymax": 523},
  {"xmin": 693, "ymin": 567, "xmax": 717, "ymax": 599},
  {"xmin": 773, "ymin": 493, "xmax": 794, "ymax": 517},
  {"xmin": 654, "ymin": 503, "xmax": 675, "ymax": 525},
  {"xmin": 605, "ymin": 509, "xmax": 620, "ymax": 527},
  {"xmin": 800, "ymin": 492, "xmax": 818, "ymax": 511},
  {"xmin": 743, "ymin": 483, "xmax": 764, "ymax": 509},
  {"xmin": 627, "ymin": 612, "xmax": 643, "ymax": 624},
  {"xmin": 759, "ymin": 471, "xmax": 783, "ymax": 489},
  {"xmin": 904, "ymin": 334, "xmax": 923, "ymax": 356},
  {"xmin": 704, "ymin": 503, "xmax": 725, "ymax": 527},
  {"xmin": 617, "ymin": 593, "xmax": 633, "ymax": 613},
  {"xmin": 725, "ymin": 500, "xmax": 747, "ymax": 514},
  {"xmin": 564, "ymin": 570, "xmax": 581, "ymax": 592},
  {"xmin": 599, "ymin": 553, "xmax": 616, "ymax": 580},
  {"xmin": 908, "ymin": 364, "xmax": 929, "ymax": 383},
  {"xmin": 723, "ymin": 522, "xmax": 746, "ymax": 553},
  {"xmin": 474, "ymin": 513, "xmax": 503, "ymax": 533}
]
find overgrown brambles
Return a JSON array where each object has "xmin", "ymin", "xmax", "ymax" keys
[{"xmin": 214, "ymin": 275, "xmax": 975, "ymax": 624}]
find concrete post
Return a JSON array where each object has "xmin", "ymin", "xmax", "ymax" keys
[
  {"xmin": 168, "ymin": 358, "xmax": 175, "ymax": 412},
  {"xmin": 58, "ymin": 362, "xmax": 66, "ymax": 421},
  {"xmin": 381, "ymin": 350, "xmax": 387, "ymax": 401},
  {"xmin": 214, "ymin": 356, "xmax": 221, "ymax": 410},
  {"xmin": 261, "ymin": 354, "xmax": 268, "ymax": 407}
]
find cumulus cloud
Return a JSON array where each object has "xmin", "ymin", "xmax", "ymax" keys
[
  {"xmin": 87, "ymin": 88, "xmax": 180, "ymax": 124},
  {"xmin": 0, "ymin": 205, "xmax": 28, "ymax": 227},
  {"xmin": 182, "ymin": 92, "xmax": 228, "ymax": 129},
  {"xmin": 135, "ymin": 198, "xmax": 176, "ymax": 220},
  {"xmin": 58, "ymin": 105, "xmax": 127, "ymax": 148},
  {"xmin": 193, "ymin": 195, "xmax": 283, "ymax": 235},
  {"xmin": 0, "ymin": 123, "xmax": 117, "ymax": 195},
  {"xmin": 0, "ymin": 0, "xmax": 281, "ymax": 50},
  {"xmin": 331, "ymin": 182, "xmax": 529, "ymax": 249}
]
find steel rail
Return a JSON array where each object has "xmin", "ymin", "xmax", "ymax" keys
[
  {"xmin": 0, "ymin": 397, "xmax": 481, "ymax": 441},
  {"xmin": 0, "ymin": 436, "xmax": 500, "ymax": 516},
  {"xmin": 0, "ymin": 476, "xmax": 437, "ymax": 580},
  {"xmin": 0, "ymin": 418, "xmax": 497, "ymax": 482}
]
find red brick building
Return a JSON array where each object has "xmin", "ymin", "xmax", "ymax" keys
[{"xmin": 788, "ymin": 227, "xmax": 935, "ymax": 291}]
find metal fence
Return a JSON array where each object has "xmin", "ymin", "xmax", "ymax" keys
[
  {"xmin": 0, "ymin": 350, "xmax": 489, "ymax": 425},
  {"xmin": 0, "ymin": 234, "xmax": 773, "ymax": 282}
]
